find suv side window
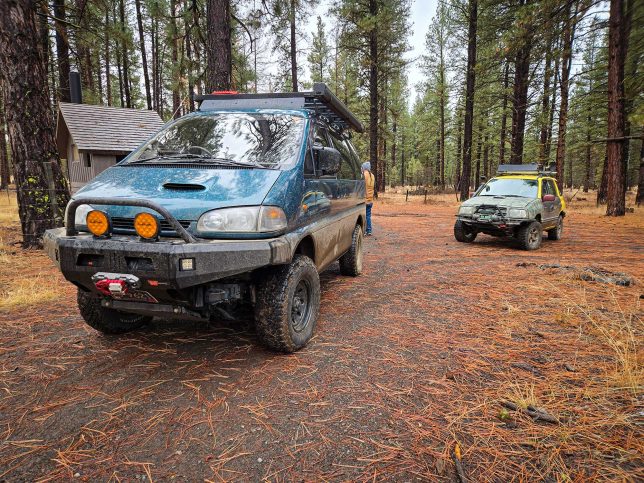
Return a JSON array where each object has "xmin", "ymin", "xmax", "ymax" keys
[
  {"xmin": 329, "ymin": 130, "xmax": 357, "ymax": 180},
  {"xmin": 542, "ymin": 179, "xmax": 555, "ymax": 196}
]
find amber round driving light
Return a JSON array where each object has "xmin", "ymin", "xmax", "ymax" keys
[
  {"xmin": 86, "ymin": 210, "xmax": 110, "ymax": 237},
  {"xmin": 134, "ymin": 212, "xmax": 159, "ymax": 239}
]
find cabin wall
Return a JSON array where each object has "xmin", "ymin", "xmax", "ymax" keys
[{"xmin": 66, "ymin": 138, "xmax": 119, "ymax": 193}]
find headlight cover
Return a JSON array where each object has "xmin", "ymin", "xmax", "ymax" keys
[
  {"xmin": 458, "ymin": 206, "xmax": 475, "ymax": 215},
  {"xmin": 197, "ymin": 206, "xmax": 287, "ymax": 233},
  {"xmin": 508, "ymin": 208, "xmax": 528, "ymax": 218}
]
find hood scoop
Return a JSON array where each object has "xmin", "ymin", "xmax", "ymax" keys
[{"xmin": 163, "ymin": 182, "xmax": 206, "ymax": 191}]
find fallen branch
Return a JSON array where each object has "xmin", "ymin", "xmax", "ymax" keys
[
  {"xmin": 501, "ymin": 401, "xmax": 560, "ymax": 425},
  {"xmin": 451, "ymin": 443, "xmax": 467, "ymax": 483}
]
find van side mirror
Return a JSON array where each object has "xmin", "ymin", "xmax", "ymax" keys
[
  {"xmin": 314, "ymin": 146, "xmax": 341, "ymax": 176},
  {"xmin": 542, "ymin": 194, "xmax": 556, "ymax": 202}
]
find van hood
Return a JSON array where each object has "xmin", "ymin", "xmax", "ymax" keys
[{"xmin": 73, "ymin": 165, "xmax": 282, "ymax": 220}]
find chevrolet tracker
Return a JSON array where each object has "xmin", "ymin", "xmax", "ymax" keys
[
  {"xmin": 454, "ymin": 164, "xmax": 566, "ymax": 250},
  {"xmin": 44, "ymin": 84, "xmax": 367, "ymax": 352}
]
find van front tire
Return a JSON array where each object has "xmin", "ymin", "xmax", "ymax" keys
[
  {"xmin": 77, "ymin": 289, "xmax": 151, "ymax": 334},
  {"xmin": 254, "ymin": 255, "xmax": 320, "ymax": 353}
]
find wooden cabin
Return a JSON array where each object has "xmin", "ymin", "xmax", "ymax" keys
[{"xmin": 56, "ymin": 102, "xmax": 164, "ymax": 192}]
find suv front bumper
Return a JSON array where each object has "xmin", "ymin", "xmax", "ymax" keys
[
  {"xmin": 456, "ymin": 215, "xmax": 532, "ymax": 234},
  {"xmin": 44, "ymin": 228, "xmax": 292, "ymax": 291}
]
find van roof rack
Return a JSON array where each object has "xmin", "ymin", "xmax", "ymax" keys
[
  {"xmin": 497, "ymin": 163, "xmax": 557, "ymax": 177},
  {"xmin": 193, "ymin": 83, "xmax": 364, "ymax": 133}
]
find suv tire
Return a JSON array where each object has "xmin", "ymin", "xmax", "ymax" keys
[
  {"xmin": 517, "ymin": 221, "xmax": 543, "ymax": 250},
  {"xmin": 339, "ymin": 224, "xmax": 363, "ymax": 276},
  {"xmin": 255, "ymin": 255, "xmax": 320, "ymax": 353},
  {"xmin": 547, "ymin": 216, "xmax": 563, "ymax": 240},
  {"xmin": 454, "ymin": 220, "xmax": 477, "ymax": 243},
  {"xmin": 77, "ymin": 289, "xmax": 151, "ymax": 334}
]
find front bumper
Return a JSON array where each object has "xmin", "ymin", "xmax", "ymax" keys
[
  {"xmin": 456, "ymin": 215, "xmax": 531, "ymax": 234},
  {"xmin": 44, "ymin": 228, "xmax": 292, "ymax": 291}
]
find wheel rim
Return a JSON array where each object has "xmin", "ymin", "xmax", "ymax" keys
[
  {"xmin": 528, "ymin": 226, "xmax": 540, "ymax": 246},
  {"xmin": 291, "ymin": 279, "xmax": 312, "ymax": 333}
]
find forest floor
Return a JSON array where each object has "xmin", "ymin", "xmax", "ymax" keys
[{"xmin": 0, "ymin": 190, "xmax": 642, "ymax": 482}]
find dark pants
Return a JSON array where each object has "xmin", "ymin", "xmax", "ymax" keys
[{"xmin": 365, "ymin": 203, "xmax": 373, "ymax": 234}]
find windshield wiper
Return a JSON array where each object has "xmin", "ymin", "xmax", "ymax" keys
[{"xmin": 127, "ymin": 154, "xmax": 271, "ymax": 169}]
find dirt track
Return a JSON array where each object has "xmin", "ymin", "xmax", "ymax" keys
[{"xmin": 1, "ymin": 199, "xmax": 642, "ymax": 481}]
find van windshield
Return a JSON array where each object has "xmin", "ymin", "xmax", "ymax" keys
[{"xmin": 126, "ymin": 113, "xmax": 305, "ymax": 169}]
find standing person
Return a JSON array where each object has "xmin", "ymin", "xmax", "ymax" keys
[{"xmin": 362, "ymin": 162, "xmax": 375, "ymax": 236}]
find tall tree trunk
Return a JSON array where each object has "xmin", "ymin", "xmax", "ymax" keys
[
  {"xmin": 475, "ymin": 116, "xmax": 483, "ymax": 188},
  {"xmin": 391, "ymin": 118, "xmax": 397, "ymax": 186},
  {"xmin": 53, "ymin": 0, "xmax": 71, "ymax": 102},
  {"xmin": 0, "ymin": 0, "xmax": 71, "ymax": 247},
  {"xmin": 498, "ymin": 60, "xmax": 509, "ymax": 166},
  {"xmin": 509, "ymin": 10, "xmax": 532, "ymax": 165},
  {"xmin": 119, "ymin": 0, "xmax": 131, "ymax": 108},
  {"xmin": 438, "ymin": 40, "xmax": 446, "ymax": 189},
  {"xmin": 135, "ymin": 0, "xmax": 152, "ymax": 110},
  {"xmin": 483, "ymin": 129, "xmax": 489, "ymax": 180},
  {"xmin": 186, "ymin": 28, "xmax": 195, "ymax": 112},
  {"xmin": 290, "ymin": 0, "xmax": 298, "ymax": 92},
  {"xmin": 206, "ymin": 0, "xmax": 232, "ymax": 91},
  {"xmin": 170, "ymin": 0, "xmax": 180, "ymax": 117},
  {"xmin": 545, "ymin": 43, "xmax": 560, "ymax": 163},
  {"xmin": 0, "ymin": 98, "xmax": 9, "ymax": 189},
  {"xmin": 597, "ymin": 153, "xmax": 608, "ymax": 204},
  {"xmin": 75, "ymin": 0, "xmax": 93, "ymax": 94},
  {"xmin": 105, "ymin": 8, "xmax": 112, "ymax": 106},
  {"xmin": 455, "ymin": 105, "xmax": 462, "ymax": 190},
  {"xmin": 538, "ymin": 35, "xmax": 554, "ymax": 165},
  {"xmin": 554, "ymin": 1, "xmax": 578, "ymax": 187},
  {"xmin": 460, "ymin": 0, "xmax": 477, "ymax": 201},
  {"xmin": 369, "ymin": 0, "xmax": 380, "ymax": 192},
  {"xmin": 115, "ymin": 36, "xmax": 125, "ymax": 107},
  {"xmin": 584, "ymin": 115, "xmax": 592, "ymax": 192},
  {"xmin": 636, "ymin": 134, "xmax": 643, "ymax": 205},
  {"xmin": 605, "ymin": 0, "xmax": 627, "ymax": 216}
]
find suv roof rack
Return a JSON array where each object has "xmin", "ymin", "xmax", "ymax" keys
[
  {"xmin": 193, "ymin": 83, "xmax": 364, "ymax": 133},
  {"xmin": 497, "ymin": 163, "xmax": 557, "ymax": 177}
]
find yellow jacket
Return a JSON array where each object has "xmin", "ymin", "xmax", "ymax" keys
[{"xmin": 364, "ymin": 171, "xmax": 375, "ymax": 203}]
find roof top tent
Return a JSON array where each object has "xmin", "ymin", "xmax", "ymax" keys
[
  {"xmin": 497, "ymin": 163, "xmax": 557, "ymax": 177},
  {"xmin": 56, "ymin": 102, "xmax": 164, "ymax": 193},
  {"xmin": 193, "ymin": 83, "xmax": 365, "ymax": 134}
]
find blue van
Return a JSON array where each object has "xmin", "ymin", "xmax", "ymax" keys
[{"xmin": 44, "ymin": 84, "xmax": 366, "ymax": 352}]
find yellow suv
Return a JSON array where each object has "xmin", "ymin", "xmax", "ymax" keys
[{"xmin": 455, "ymin": 164, "xmax": 566, "ymax": 250}]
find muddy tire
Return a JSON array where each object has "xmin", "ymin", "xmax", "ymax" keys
[
  {"xmin": 517, "ymin": 221, "xmax": 543, "ymax": 250},
  {"xmin": 339, "ymin": 224, "xmax": 363, "ymax": 276},
  {"xmin": 77, "ymin": 289, "xmax": 151, "ymax": 334},
  {"xmin": 254, "ymin": 255, "xmax": 320, "ymax": 353},
  {"xmin": 547, "ymin": 216, "xmax": 563, "ymax": 240},
  {"xmin": 454, "ymin": 220, "xmax": 477, "ymax": 243}
]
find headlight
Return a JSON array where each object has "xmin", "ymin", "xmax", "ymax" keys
[
  {"xmin": 508, "ymin": 208, "xmax": 527, "ymax": 218},
  {"xmin": 197, "ymin": 206, "xmax": 287, "ymax": 233},
  {"xmin": 458, "ymin": 206, "xmax": 475, "ymax": 215},
  {"xmin": 65, "ymin": 203, "xmax": 92, "ymax": 229}
]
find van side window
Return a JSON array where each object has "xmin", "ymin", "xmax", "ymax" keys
[
  {"xmin": 345, "ymin": 138, "xmax": 362, "ymax": 179},
  {"xmin": 329, "ymin": 131, "xmax": 357, "ymax": 180}
]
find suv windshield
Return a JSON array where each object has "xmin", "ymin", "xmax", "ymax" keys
[
  {"xmin": 477, "ymin": 178, "xmax": 538, "ymax": 198},
  {"xmin": 126, "ymin": 113, "xmax": 305, "ymax": 169}
]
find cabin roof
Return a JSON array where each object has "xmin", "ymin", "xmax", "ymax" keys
[{"xmin": 56, "ymin": 102, "xmax": 164, "ymax": 154}]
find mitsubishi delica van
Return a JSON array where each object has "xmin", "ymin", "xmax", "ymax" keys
[{"xmin": 44, "ymin": 84, "xmax": 366, "ymax": 352}]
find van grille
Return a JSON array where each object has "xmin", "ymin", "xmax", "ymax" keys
[{"xmin": 111, "ymin": 217, "xmax": 191, "ymax": 235}]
